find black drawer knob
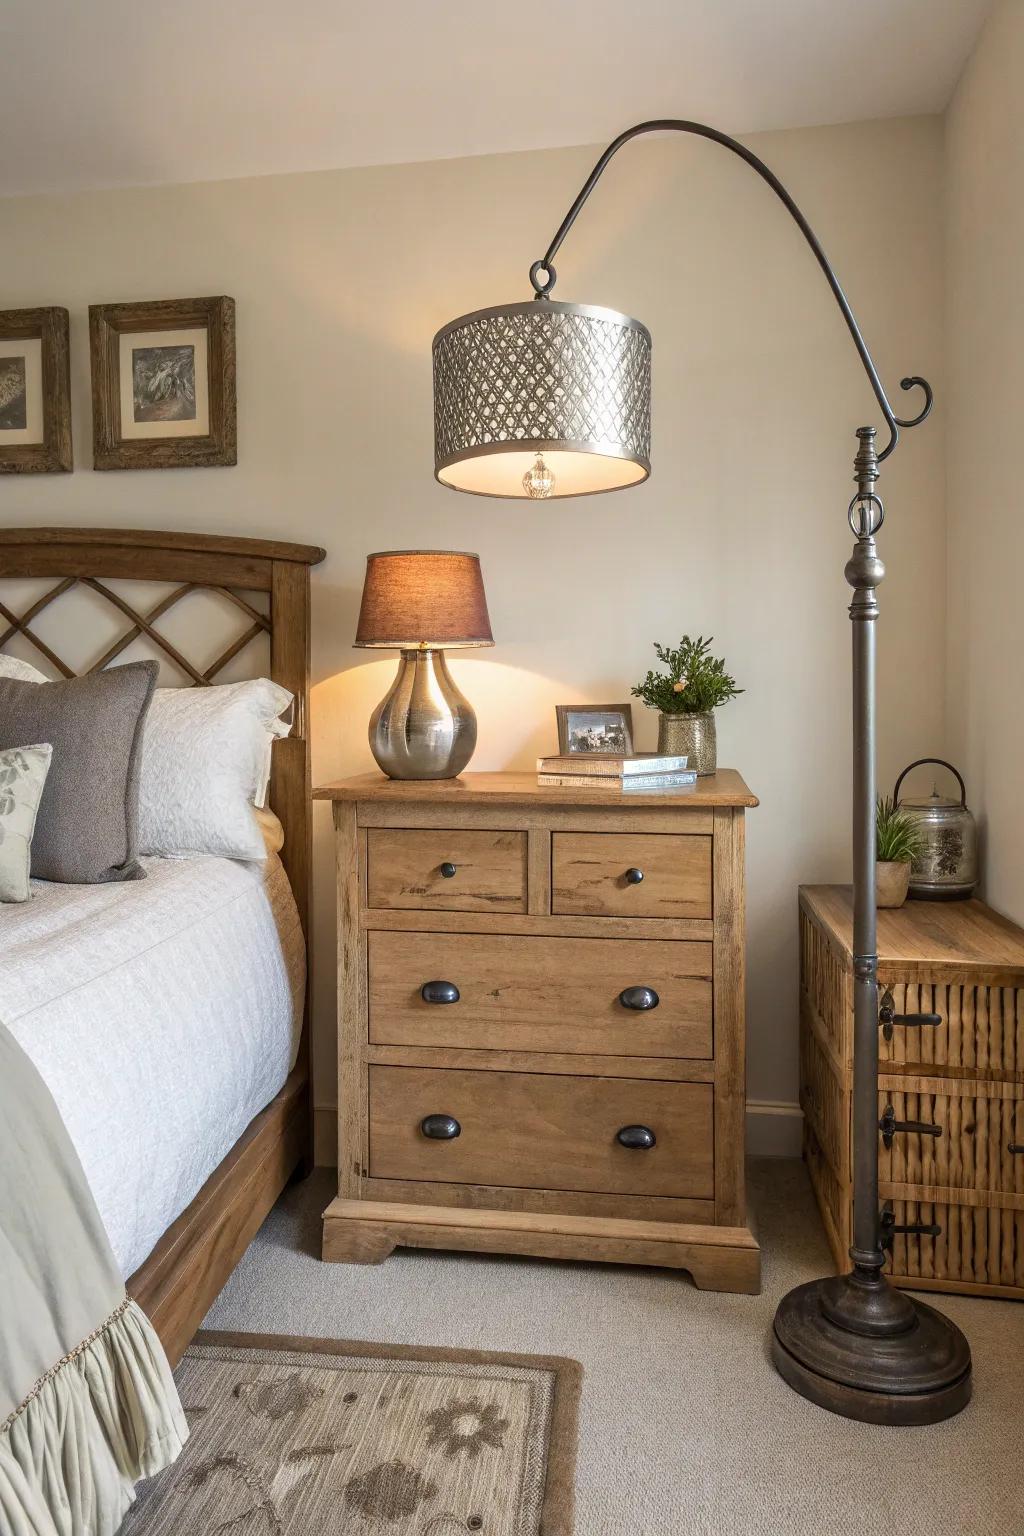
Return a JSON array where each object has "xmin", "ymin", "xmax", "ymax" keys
[
  {"xmin": 624, "ymin": 867, "xmax": 644, "ymax": 885},
  {"xmin": 619, "ymin": 986, "xmax": 660, "ymax": 1012},
  {"xmin": 421, "ymin": 980, "xmax": 460, "ymax": 1005},
  {"xmin": 421, "ymin": 1114, "xmax": 461, "ymax": 1140},
  {"xmin": 439, "ymin": 861, "xmax": 458, "ymax": 878},
  {"xmin": 616, "ymin": 1124, "xmax": 656, "ymax": 1150}
]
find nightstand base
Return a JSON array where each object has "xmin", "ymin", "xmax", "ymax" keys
[{"xmin": 322, "ymin": 1197, "xmax": 762, "ymax": 1294}]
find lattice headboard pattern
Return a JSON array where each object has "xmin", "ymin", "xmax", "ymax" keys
[{"xmin": 0, "ymin": 528, "xmax": 326, "ymax": 935}]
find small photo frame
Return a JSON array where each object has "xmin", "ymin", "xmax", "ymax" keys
[
  {"xmin": 0, "ymin": 307, "xmax": 72, "ymax": 473},
  {"xmin": 556, "ymin": 703, "xmax": 634, "ymax": 755},
  {"xmin": 89, "ymin": 295, "xmax": 236, "ymax": 470}
]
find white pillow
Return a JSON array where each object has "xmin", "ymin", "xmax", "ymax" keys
[
  {"xmin": 0, "ymin": 656, "xmax": 49, "ymax": 683},
  {"xmin": 138, "ymin": 678, "xmax": 293, "ymax": 860},
  {"xmin": 0, "ymin": 659, "xmax": 292, "ymax": 861},
  {"xmin": 0, "ymin": 742, "xmax": 53, "ymax": 902}
]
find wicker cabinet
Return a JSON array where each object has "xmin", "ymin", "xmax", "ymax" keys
[
  {"xmin": 317, "ymin": 770, "xmax": 761, "ymax": 1294},
  {"xmin": 800, "ymin": 886, "xmax": 1024, "ymax": 1300}
]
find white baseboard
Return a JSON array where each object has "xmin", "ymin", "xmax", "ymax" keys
[
  {"xmin": 746, "ymin": 1099, "xmax": 803, "ymax": 1158},
  {"xmin": 314, "ymin": 1099, "xmax": 804, "ymax": 1168}
]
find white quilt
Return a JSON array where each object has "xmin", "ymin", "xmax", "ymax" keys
[{"xmin": 0, "ymin": 854, "xmax": 305, "ymax": 1279}]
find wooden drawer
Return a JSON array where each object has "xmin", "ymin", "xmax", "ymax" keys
[
  {"xmin": 367, "ymin": 931, "xmax": 714, "ymax": 1058},
  {"xmin": 366, "ymin": 827, "xmax": 527, "ymax": 913},
  {"xmin": 878, "ymin": 1079, "xmax": 1024, "ymax": 1197},
  {"xmin": 367, "ymin": 1065, "xmax": 714, "ymax": 1199},
  {"xmin": 551, "ymin": 832, "xmax": 712, "ymax": 919}
]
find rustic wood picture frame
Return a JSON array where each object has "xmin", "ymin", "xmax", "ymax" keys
[
  {"xmin": 89, "ymin": 295, "xmax": 236, "ymax": 470},
  {"xmin": 0, "ymin": 307, "xmax": 73, "ymax": 473},
  {"xmin": 555, "ymin": 702, "xmax": 634, "ymax": 755}
]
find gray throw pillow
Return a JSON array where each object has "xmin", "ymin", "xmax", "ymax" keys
[{"xmin": 0, "ymin": 661, "xmax": 158, "ymax": 883}]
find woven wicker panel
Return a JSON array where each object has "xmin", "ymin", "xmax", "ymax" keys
[
  {"xmin": 799, "ymin": 908, "xmax": 852, "ymax": 1066},
  {"xmin": 878, "ymin": 982, "xmax": 1024, "ymax": 1081},
  {"xmin": 803, "ymin": 1122, "xmax": 851, "ymax": 1270},
  {"xmin": 799, "ymin": 1002, "xmax": 849, "ymax": 1181},
  {"xmin": 887, "ymin": 1197, "xmax": 1024, "ymax": 1290},
  {"xmin": 877, "ymin": 1080, "xmax": 1024, "ymax": 1196},
  {"xmin": 433, "ymin": 304, "xmax": 651, "ymax": 462}
]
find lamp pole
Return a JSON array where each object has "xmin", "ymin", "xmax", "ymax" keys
[{"xmin": 436, "ymin": 120, "xmax": 972, "ymax": 1423}]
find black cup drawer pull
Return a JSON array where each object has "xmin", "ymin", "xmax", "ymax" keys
[
  {"xmin": 421, "ymin": 980, "xmax": 460, "ymax": 1005},
  {"xmin": 616, "ymin": 1124, "xmax": 656, "ymax": 1150},
  {"xmin": 439, "ymin": 861, "xmax": 458, "ymax": 879},
  {"xmin": 624, "ymin": 867, "xmax": 644, "ymax": 885},
  {"xmin": 421, "ymin": 1114, "xmax": 461, "ymax": 1140},
  {"xmin": 619, "ymin": 986, "xmax": 660, "ymax": 1011}
]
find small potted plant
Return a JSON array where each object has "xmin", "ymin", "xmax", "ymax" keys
[
  {"xmin": 876, "ymin": 795, "xmax": 924, "ymax": 908},
  {"xmin": 631, "ymin": 636, "xmax": 742, "ymax": 775}
]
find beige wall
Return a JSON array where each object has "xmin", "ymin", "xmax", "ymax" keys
[
  {"xmin": 945, "ymin": 0, "xmax": 1024, "ymax": 924},
  {"xmin": 0, "ymin": 116, "xmax": 947, "ymax": 1150}
]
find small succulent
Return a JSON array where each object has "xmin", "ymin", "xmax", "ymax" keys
[{"xmin": 876, "ymin": 795, "xmax": 924, "ymax": 864}]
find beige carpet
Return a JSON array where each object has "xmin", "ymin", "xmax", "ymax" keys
[
  {"xmin": 122, "ymin": 1335, "xmax": 579, "ymax": 1535},
  {"xmin": 205, "ymin": 1160, "xmax": 1024, "ymax": 1535}
]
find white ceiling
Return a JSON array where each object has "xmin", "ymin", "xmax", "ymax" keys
[{"xmin": 0, "ymin": 0, "xmax": 990, "ymax": 197}]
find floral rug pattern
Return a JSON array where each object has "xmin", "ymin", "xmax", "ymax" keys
[{"xmin": 120, "ymin": 1335, "xmax": 579, "ymax": 1535}]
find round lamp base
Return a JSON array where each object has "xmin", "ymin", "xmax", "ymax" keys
[{"xmin": 772, "ymin": 1275, "xmax": 972, "ymax": 1426}]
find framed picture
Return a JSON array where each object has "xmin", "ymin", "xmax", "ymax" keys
[
  {"xmin": 555, "ymin": 703, "xmax": 634, "ymax": 755},
  {"xmin": 0, "ymin": 307, "xmax": 72, "ymax": 473},
  {"xmin": 89, "ymin": 295, "xmax": 236, "ymax": 470}
]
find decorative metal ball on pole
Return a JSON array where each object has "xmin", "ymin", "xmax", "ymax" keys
[{"xmin": 432, "ymin": 119, "xmax": 971, "ymax": 1423}]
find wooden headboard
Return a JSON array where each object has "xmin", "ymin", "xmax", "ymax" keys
[{"xmin": 0, "ymin": 527, "xmax": 326, "ymax": 936}]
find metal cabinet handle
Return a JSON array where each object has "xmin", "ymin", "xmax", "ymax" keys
[
  {"xmin": 878, "ymin": 989, "xmax": 942, "ymax": 1042},
  {"xmin": 880, "ymin": 1201, "xmax": 941, "ymax": 1248},
  {"xmin": 421, "ymin": 1114, "xmax": 461, "ymax": 1140},
  {"xmin": 879, "ymin": 1103, "xmax": 942, "ymax": 1150},
  {"xmin": 439, "ymin": 861, "xmax": 458, "ymax": 878},
  {"xmin": 616, "ymin": 1124, "xmax": 656, "ymax": 1149},
  {"xmin": 624, "ymin": 867, "xmax": 644, "ymax": 885},
  {"xmin": 618, "ymin": 986, "xmax": 660, "ymax": 1011},
  {"xmin": 1009, "ymin": 1144, "xmax": 1024, "ymax": 1155},
  {"xmin": 421, "ymin": 980, "xmax": 460, "ymax": 1005}
]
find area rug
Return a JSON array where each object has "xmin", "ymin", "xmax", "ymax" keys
[{"xmin": 120, "ymin": 1331, "xmax": 581, "ymax": 1535}]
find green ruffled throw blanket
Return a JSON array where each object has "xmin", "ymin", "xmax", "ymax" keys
[{"xmin": 0, "ymin": 1026, "xmax": 187, "ymax": 1535}]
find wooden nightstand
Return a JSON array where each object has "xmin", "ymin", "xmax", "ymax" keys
[{"xmin": 315, "ymin": 770, "xmax": 760, "ymax": 1293}]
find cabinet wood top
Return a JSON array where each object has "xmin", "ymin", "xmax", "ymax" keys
[
  {"xmin": 801, "ymin": 884, "xmax": 1024, "ymax": 977},
  {"xmin": 314, "ymin": 768, "xmax": 758, "ymax": 808}
]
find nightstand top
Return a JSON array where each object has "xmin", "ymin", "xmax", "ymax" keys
[{"xmin": 314, "ymin": 768, "xmax": 757, "ymax": 807}]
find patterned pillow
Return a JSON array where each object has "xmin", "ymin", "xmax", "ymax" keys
[{"xmin": 0, "ymin": 743, "xmax": 52, "ymax": 902}]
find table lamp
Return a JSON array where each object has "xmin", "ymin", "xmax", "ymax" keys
[
  {"xmin": 431, "ymin": 120, "xmax": 972, "ymax": 1425},
  {"xmin": 354, "ymin": 549, "xmax": 493, "ymax": 779}
]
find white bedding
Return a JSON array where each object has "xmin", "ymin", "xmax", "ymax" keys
[{"xmin": 0, "ymin": 853, "xmax": 305, "ymax": 1279}]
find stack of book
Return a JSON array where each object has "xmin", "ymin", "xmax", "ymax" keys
[{"xmin": 536, "ymin": 753, "xmax": 697, "ymax": 790}]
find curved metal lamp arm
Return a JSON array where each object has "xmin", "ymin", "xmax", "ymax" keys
[{"xmin": 529, "ymin": 119, "xmax": 931, "ymax": 462}]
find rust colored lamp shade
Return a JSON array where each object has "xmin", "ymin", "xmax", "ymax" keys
[
  {"xmin": 354, "ymin": 550, "xmax": 492, "ymax": 781},
  {"xmin": 355, "ymin": 550, "xmax": 493, "ymax": 650}
]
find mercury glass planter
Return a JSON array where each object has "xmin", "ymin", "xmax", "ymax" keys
[{"xmin": 657, "ymin": 711, "xmax": 717, "ymax": 775}]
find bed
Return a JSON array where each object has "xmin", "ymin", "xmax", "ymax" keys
[{"xmin": 0, "ymin": 527, "xmax": 325, "ymax": 1365}]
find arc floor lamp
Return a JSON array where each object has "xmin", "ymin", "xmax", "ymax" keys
[{"xmin": 432, "ymin": 121, "xmax": 972, "ymax": 1426}]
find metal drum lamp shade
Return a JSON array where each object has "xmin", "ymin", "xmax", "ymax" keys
[{"xmin": 433, "ymin": 300, "xmax": 652, "ymax": 498}]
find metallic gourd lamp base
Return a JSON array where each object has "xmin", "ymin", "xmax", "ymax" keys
[{"xmin": 369, "ymin": 647, "xmax": 477, "ymax": 780}]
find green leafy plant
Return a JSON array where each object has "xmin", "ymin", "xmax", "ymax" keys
[
  {"xmin": 876, "ymin": 795, "xmax": 924, "ymax": 864},
  {"xmin": 631, "ymin": 636, "xmax": 743, "ymax": 716}
]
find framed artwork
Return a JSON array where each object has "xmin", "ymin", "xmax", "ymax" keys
[
  {"xmin": 89, "ymin": 295, "xmax": 236, "ymax": 470},
  {"xmin": 555, "ymin": 703, "xmax": 634, "ymax": 755},
  {"xmin": 0, "ymin": 307, "xmax": 72, "ymax": 473}
]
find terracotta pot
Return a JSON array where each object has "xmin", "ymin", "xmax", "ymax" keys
[{"xmin": 876, "ymin": 860, "xmax": 911, "ymax": 908}]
